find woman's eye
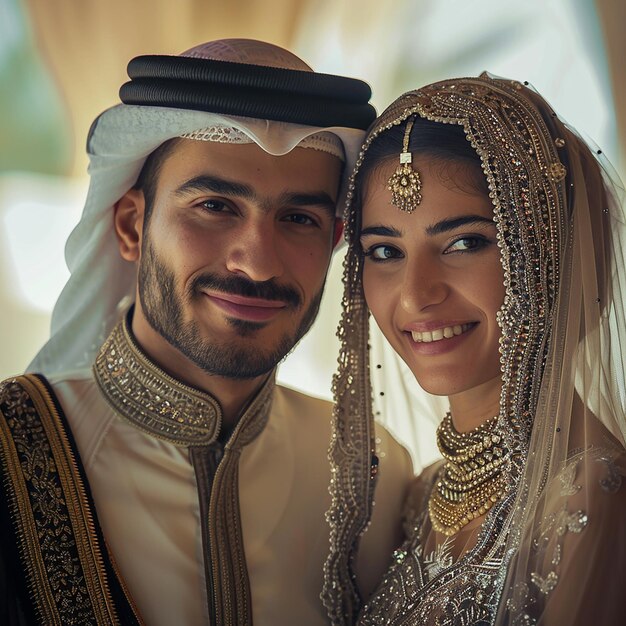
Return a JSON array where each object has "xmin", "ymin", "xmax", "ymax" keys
[
  {"xmin": 363, "ymin": 244, "xmax": 403, "ymax": 261},
  {"xmin": 445, "ymin": 235, "xmax": 489, "ymax": 254}
]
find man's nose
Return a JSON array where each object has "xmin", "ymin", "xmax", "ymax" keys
[{"xmin": 225, "ymin": 220, "xmax": 285, "ymax": 282}]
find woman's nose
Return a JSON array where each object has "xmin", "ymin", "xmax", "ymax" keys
[{"xmin": 399, "ymin": 255, "xmax": 448, "ymax": 314}]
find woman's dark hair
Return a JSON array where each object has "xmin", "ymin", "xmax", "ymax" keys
[{"xmin": 354, "ymin": 116, "xmax": 487, "ymax": 208}]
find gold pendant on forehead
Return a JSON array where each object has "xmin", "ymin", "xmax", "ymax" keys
[{"xmin": 388, "ymin": 117, "xmax": 422, "ymax": 213}]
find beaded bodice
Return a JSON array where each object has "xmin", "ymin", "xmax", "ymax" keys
[{"xmin": 358, "ymin": 466, "xmax": 513, "ymax": 626}]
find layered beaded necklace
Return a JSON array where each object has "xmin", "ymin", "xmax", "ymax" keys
[{"xmin": 429, "ymin": 412, "xmax": 509, "ymax": 536}]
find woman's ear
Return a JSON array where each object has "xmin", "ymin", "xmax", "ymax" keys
[{"xmin": 114, "ymin": 188, "xmax": 145, "ymax": 262}]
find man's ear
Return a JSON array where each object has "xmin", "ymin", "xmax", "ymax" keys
[
  {"xmin": 114, "ymin": 188, "xmax": 145, "ymax": 261},
  {"xmin": 332, "ymin": 217, "xmax": 344, "ymax": 248}
]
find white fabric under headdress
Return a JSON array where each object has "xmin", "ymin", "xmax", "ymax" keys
[{"xmin": 28, "ymin": 40, "xmax": 367, "ymax": 377}]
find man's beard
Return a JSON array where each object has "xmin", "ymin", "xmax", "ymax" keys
[{"xmin": 137, "ymin": 236, "xmax": 324, "ymax": 379}]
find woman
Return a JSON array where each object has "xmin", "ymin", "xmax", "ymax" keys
[{"xmin": 322, "ymin": 75, "xmax": 626, "ymax": 625}]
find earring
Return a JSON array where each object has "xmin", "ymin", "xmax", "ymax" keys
[{"xmin": 387, "ymin": 117, "xmax": 422, "ymax": 213}]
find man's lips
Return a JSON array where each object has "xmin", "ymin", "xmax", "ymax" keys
[{"xmin": 203, "ymin": 291, "xmax": 288, "ymax": 322}]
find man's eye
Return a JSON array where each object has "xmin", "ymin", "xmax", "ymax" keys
[
  {"xmin": 363, "ymin": 244, "xmax": 403, "ymax": 261},
  {"xmin": 199, "ymin": 199, "xmax": 229, "ymax": 213},
  {"xmin": 284, "ymin": 213, "xmax": 316, "ymax": 226}
]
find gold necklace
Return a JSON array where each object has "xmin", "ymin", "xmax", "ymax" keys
[{"xmin": 428, "ymin": 412, "xmax": 508, "ymax": 536}]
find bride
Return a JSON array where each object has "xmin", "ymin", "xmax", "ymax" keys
[{"xmin": 322, "ymin": 75, "xmax": 626, "ymax": 625}]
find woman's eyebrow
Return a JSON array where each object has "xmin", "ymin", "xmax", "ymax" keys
[
  {"xmin": 359, "ymin": 225, "xmax": 403, "ymax": 238},
  {"xmin": 426, "ymin": 215, "xmax": 495, "ymax": 236}
]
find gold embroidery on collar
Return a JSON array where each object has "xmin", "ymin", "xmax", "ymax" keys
[
  {"xmin": 93, "ymin": 316, "xmax": 273, "ymax": 447},
  {"xmin": 227, "ymin": 371, "xmax": 274, "ymax": 450}
]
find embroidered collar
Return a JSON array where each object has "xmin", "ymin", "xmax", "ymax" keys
[{"xmin": 93, "ymin": 314, "xmax": 274, "ymax": 447}]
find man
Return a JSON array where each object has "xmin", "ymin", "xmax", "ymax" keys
[{"xmin": 0, "ymin": 40, "xmax": 412, "ymax": 625}]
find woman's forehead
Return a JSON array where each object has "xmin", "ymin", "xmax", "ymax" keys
[{"xmin": 361, "ymin": 156, "xmax": 491, "ymax": 218}]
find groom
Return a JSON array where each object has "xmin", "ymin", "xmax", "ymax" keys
[{"xmin": 0, "ymin": 39, "xmax": 412, "ymax": 625}]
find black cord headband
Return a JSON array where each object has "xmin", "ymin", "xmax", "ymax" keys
[{"xmin": 119, "ymin": 55, "xmax": 377, "ymax": 130}]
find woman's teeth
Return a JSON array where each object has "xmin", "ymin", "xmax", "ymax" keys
[{"xmin": 410, "ymin": 323, "xmax": 473, "ymax": 343}]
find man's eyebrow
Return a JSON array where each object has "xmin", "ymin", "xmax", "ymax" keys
[
  {"xmin": 359, "ymin": 225, "xmax": 403, "ymax": 238},
  {"xmin": 174, "ymin": 175, "xmax": 256, "ymax": 199},
  {"xmin": 426, "ymin": 215, "xmax": 495, "ymax": 236},
  {"xmin": 173, "ymin": 177, "xmax": 337, "ymax": 216},
  {"xmin": 277, "ymin": 191, "xmax": 337, "ymax": 217}
]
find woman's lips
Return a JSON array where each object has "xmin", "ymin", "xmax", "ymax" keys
[
  {"xmin": 203, "ymin": 292, "xmax": 287, "ymax": 322},
  {"xmin": 410, "ymin": 323, "xmax": 474, "ymax": 343},
  {"xmin": 403, "ymin": 322, "xmax": 477, "ymax": 355}
]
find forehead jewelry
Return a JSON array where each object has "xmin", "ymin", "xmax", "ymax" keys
[{"xmin": 387, "ymin": 117, "xmax": 422, "ymax": 213}]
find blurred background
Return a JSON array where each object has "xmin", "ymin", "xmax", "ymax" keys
[{"xmin": 1, "ymin": 0, "xmax": 624, "ymax": 463}]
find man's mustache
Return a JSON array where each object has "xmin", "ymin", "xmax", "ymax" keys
[{"xmin": 192, "ymin": 274, "xmax": 302, "ymax": 308}]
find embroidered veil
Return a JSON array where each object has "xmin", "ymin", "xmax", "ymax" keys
[{"xmin": 323, "ymin": 74, "xmax": 626, "ymax": 625}]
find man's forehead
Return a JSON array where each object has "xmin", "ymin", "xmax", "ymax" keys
[
  {"xmin": 163, "ymin": 137, "xmax": 343, "ymax": 177},
  {"xmin": 153, "ymin": 141, "xmax": 341, "ymax": 210}
]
